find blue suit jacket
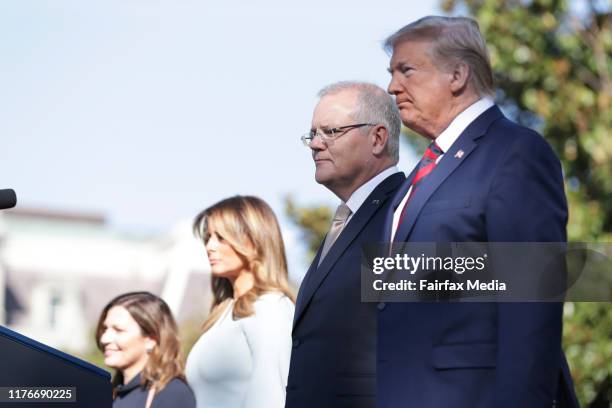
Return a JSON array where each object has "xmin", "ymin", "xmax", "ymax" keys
[
  {"xmin": 286, "ymin": 172, "xmax": 405, "ymax": 408},
  {"xmin": 377, "ymin": 106, "xmax": 579, "ymax": 408}
]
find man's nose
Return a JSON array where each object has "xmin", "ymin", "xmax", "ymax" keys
[
  {"xmin": 388, "ymin": 74, "xmax": 401, "ymax": 96},
  {"xmin": 309, "ymin": 133, "xmax": 326, "ymax": 151}
]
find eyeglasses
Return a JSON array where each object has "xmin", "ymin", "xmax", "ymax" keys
[{"xmin": 300, "ymin": 123, "xmax": 377, "ymax": 147}]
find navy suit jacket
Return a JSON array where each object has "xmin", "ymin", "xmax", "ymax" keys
[
  {"xmin": 377, "ymin": 106, "xmax": 579, "ymax": 408},
  {"xmin": 286, "ymin": 172, "xmax": 405, "ymax": 408}
]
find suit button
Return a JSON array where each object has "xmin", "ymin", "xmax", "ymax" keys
[
  {"xmin": 377, "ymin": 302, "xmax": 386, "ymax": 310},
  {"xmin": 292, "ymin": 339, "xmax": 301, "ymax": 348}
]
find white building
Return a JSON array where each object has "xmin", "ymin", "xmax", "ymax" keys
[{"xmin": 0, "ymin": 207, "xmax": 211, "ymax": 354}]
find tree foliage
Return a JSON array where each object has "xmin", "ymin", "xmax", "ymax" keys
[{"xmin": 285, "ymin": 195, "xmax": 333, "ymax": 260}]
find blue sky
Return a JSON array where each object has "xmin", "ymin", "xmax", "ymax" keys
[{"xmin": 1, "ymin": 0, "xmax": 439, "ymax": 272}]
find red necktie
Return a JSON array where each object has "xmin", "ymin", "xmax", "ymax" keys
[{"xmin": 397, "ymin": 141, "xmax": 443, "ymax": 226}]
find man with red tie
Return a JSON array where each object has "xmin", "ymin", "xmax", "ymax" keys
[{"xmin": 378, "ymin": 16, "xmax": 578, "ymax": 407}]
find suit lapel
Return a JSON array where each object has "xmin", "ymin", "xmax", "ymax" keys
[
  {"xmin": 394, "ymin": 106, "xmax": 503, "ymax": 242},
  {"xmin": 293, "ymin": 244, "xmax": 323, "ymax": 326},
  {"xmin": 292, "ymin": 173, "xmax": 404, "ymax": 331}
]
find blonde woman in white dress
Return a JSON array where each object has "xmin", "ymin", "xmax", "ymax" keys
[{"xmin": 186, "ymin": 196, "xmax": 295, "ymax": 408}]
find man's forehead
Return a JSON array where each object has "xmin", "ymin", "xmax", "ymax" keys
[
  {"xmin": 313, "ymin": 91, "xmax": 358, "ymax": 120},
  {"xmin": 319, "ymin": 89, "xmax": 359, "ymax": 105},
  {"xmin": 389, "ymin": 39, "xmax": 430, "ymax": 66}
]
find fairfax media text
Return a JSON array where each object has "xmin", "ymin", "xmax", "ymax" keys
[{"xmin": 373, "ymin": 279, "xmax": 507, "ymax": 292}]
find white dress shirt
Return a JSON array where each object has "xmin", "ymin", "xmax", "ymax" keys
[
  {"xmin": 390, "ymin": 98, "xmax": 494, "ymax": 241},
  {"xmin": 344, "ymin": 165, "xmax": 400, "ymax": 224}
]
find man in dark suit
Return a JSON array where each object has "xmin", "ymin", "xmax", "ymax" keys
[
  {"xmin": 378, "ymin": 16, "xmax": 579, "ymax": 407},
  {"xmin": 286, "ymin": 82, "xmax": 404, "ymax": 408}
]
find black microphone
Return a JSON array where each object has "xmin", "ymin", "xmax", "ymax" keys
[{"xmin": 0, "ymin": 189, "xmax": 17, "ymax": 210}]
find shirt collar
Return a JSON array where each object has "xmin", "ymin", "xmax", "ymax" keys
[
  {"xmin": 435, "ymin": 97, "xmax": 494, "ymax": 153},
  {"xmin": 115, "ymin": 372, "xmax": 143, "ymax": 395},
  {"xmin": 345, "ymin": 166, "xmax": 400, "ymax": 214}
]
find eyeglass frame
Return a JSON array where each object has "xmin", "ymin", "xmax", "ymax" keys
[{"xmin": 300, "ymin": 123, "xmax": 378, "ymax": 147}]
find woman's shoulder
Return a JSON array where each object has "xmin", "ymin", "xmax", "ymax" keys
[
  {"xmin": 240, "ymin": 292, "xmax": 294, "ymax": 346},
  {"xmin": 240, "ymin": 292, "xmax": 294, "ymax": 328},
  {"xmin": 254, "ymin": 292, "xmax": 295, "ymax": 313},
  {"xmin": 161, "ymin": 377, "xmax": 192, "ymax": 392},
  {"xmin": 153, "ymin": 377, "xmax": 196, "ymax": 408}
]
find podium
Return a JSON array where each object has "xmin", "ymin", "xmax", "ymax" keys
[{"xmin": 0, "ymin": 325, "xmax": 112, "ymax": 407}]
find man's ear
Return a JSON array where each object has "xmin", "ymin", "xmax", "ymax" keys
[
  {"xmin": 372, "ymin": 125, "xmax": 389, "ymax": 155},
  {"xmin": 449, "ymin": 61, "xmax": 470, "ymax": 94}
]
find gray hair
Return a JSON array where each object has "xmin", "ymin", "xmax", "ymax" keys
[
  {"xmin": 384, "ymin": 16, "xmax": 494, "ymax": 97},
  {"xmin": 318, "ymin": 81, "xmax": 401, "ymax": 164}
]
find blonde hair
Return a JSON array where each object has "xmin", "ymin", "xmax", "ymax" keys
[
  {"xmin": 193, "ymin": 195, "xmax": 295, "ymax": 332},
  {"xmin": 96, "ymin": 292, "xmax": 186, "ymax": 397}
]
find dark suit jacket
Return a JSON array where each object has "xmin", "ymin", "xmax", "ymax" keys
[
  {"xmin": 286, "ymin": 172, "xmax": 405, "ymax": 408},
  {"xmin": 377, "ymin": 106, "xmax": 579, "ymax": 408}
]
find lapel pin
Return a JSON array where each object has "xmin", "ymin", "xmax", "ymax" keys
[
  {"xmin": 372, "ymin": 199, "xmax": 380, "ymax": 205},
  {"xmin": 454, "ymin": 149, "xmax": 464, "ymax": 159}
]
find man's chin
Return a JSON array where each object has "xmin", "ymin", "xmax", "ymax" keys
[
  {"xmin": 399, "ymin": 113, "xmax": 416, "ymax": 129},
  {"xmin": 314, "ymin": 172, "xmax": 331, "ymax": 186},
  {"xmin": 400, "ymin": 117, "xmax": 428, "ymax": 138}
]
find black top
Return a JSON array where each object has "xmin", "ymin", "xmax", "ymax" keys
[{"xmin": 113, "ymin": 373, "xmax": 196, "ymax": 408}]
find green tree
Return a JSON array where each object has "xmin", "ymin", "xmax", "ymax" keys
[{"xmin": 285, "ymin": 195, "xmax": 333, "ymax": 260}]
